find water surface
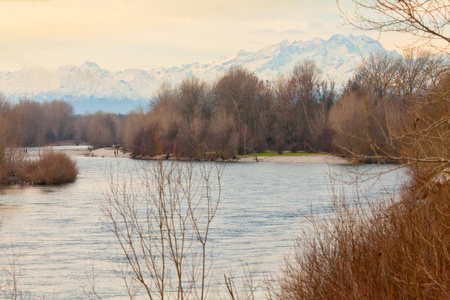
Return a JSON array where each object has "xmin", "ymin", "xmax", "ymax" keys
[{"xmin": 0, "ymin": 155, "xmax": 406, "ymax": 298}]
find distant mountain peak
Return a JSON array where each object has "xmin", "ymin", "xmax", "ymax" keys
[
  {"xmin": 328, "ymin": 33, "xmax": 345, "ymax": 41},
  {"xmin": 279, "ymin": 39, "xmax": 290, "ymax": 47},
  {"xmin": 80, "ymin": 61, "xmax": 101, "ymax": 69},
  {"xmin": 237, "ymin": 49, "xmax": 249, "ymax": 56}
]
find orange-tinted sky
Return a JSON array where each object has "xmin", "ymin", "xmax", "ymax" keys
[{"xmin": 0, "ymin": 0, "xmax": 406, "ymax": 72}]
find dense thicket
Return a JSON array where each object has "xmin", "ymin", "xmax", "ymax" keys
[
  {"xmin": 330, "ymin": 50, "xmax": 448, "ymax": 162},
  {"xmin": 123, "ymin": 53, "xmax": 446, "ymax": 161},
  {"xmin": 124, "ymin": 62, "xmax": 337, "ymax": 159},
  {"xmin": 0, "ymin": 99, "xmax": 74, "ymax": 148}
]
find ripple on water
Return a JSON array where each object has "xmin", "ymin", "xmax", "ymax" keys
[{"xmin": 0, "ymin": 157, "xmax": 406, "ymax": 298}]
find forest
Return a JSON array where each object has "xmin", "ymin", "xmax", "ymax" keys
[{"xmin": 0, "ymin": 50, "xmax": 447, "ymax": 163}]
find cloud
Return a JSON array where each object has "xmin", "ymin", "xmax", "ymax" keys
[
  {"xmin": 250, "ymin": 29, "xmax": 304, "ymax": 36},
  {"xmin": 0, "ymin": 0, "xmax": 396, "ymax": 72}
]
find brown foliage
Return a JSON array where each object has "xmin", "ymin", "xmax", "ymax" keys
[
  {"xmin": 43, "ymin": 100, "xmax": 74, "ymax": 141},
  {"xmin": 123, "ymin": 108, "xmax": 149, "ymax": 150},
  {"xmin": 330, "ymin": 51, "xmax": 447, "ymax": 164},
  {"xmin": 85, "ymin": 112, "xmax": 124, "ymax": 148},
  {"xmin": 122, "ymin": 63, "xmax": 339, "ymax": 159},
  {"xmin": 329, "ymin": 91, "xmax": 402, "ymax": 161},
  {"xmin": 0, "ymin": 99, "xmax": 77, "ymax": 147},
  {"xmin": 19, "ymin": 152, "xmax": 78, "ymax": 185},
  {"xmin": 271, "ymin": 179, "xmax": 450, "ymax": 300},
  {"xmin": 400, "ymin": 74, "xmax": 450, "ymax": 165},
  {"xmin": 207, "ymin": 110, "xmax": 239, "ymax": 159},
  {"xmin": 132, "ymin": 123, "xmax": 163, "ymax": 157}
]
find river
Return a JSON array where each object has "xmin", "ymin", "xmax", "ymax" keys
[{"xmin": 0, "ymin": 150, "xmax": 407, "ymax": 298}]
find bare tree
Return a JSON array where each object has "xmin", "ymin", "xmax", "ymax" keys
[
  {"xmin": 395, "ymin": 49, "xmax": 444, "ymax": 99},
  {"xmin": 331, "ymin": 50, "xmax": 449, "ymax": 171},
  {"xmin": 86, "ymin": 112, "xmax": 124, "ymax": 148},
  {"xmin": 123, "ymin": 108, "xmax": 148, "ymax": 150},
  {"xmin": 43, "ymin": 100, "xmax": 74, "ymax": 141},
  {"xmin": 178, "ymin": 77, "xmax": 212, "ymax": 122},
  {"xmin": 104, "ymin": 160, "xmax": 224, "ymax": 299},
  {"xmin": 356, "ymin": 52, "xmax": 400, "ymax": 102},
  {"xmin": 0, "ymin": 254, "xmax": 27, "ymax": 299},
  {"xmin": 334, "ymin": 0, "xmax": 450, "ymax": 168},
  {"xmin": 338, "ymin": 0, "xmax": 450, "ymax": 51},
  {"xmin": 213, "ymin": 67, "xmax": 267, "ymax": 155},
  {"xmin": 273, "ymin": 60, "xmax": 335, "ymax": 152}
]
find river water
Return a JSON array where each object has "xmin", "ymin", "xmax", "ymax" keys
[{"xmin": 0, "ymin": 151, "xmax": 407, "ymax": 299}]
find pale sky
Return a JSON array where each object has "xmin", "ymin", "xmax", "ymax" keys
[{"xmin": 0, "ymin": 0, "xmax": 404, "ymax": 72}]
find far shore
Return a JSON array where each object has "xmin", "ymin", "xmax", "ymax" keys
[
  {"xmin": 238, "ymin": 154, "xmax": 349, "ymax": 164},
  {"xmin": 42, "ymin": 146, "xmax": 350, "ymax": 164}
]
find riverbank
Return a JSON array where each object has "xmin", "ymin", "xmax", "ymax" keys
[
  {"xmin": 34, "ymin": 146, "xmax": 351, "ymax": 164},
  {"xmin": 84, "ymin": 148, "xmax": 349, "ymax": 164},
  {"xmin": 238, "ymin": 154, "xmax": 349, "ymax": 164},
  {"xmin": 26, "ymin": 146, "xmax": 131, "ymax": 158},
  {"xmin": 85, "ymin": 148, "xmax": 130, "ymax": 158}
]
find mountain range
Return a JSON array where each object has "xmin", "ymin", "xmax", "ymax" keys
[{"xmin": 0, "ymin": 34, "xmax": 396, "ymax": 114}]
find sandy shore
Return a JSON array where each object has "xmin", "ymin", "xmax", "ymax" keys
[
  {"xmin": 52, "ymin": 147, "xmax": 349, "ymax": 164},
  {"xmin": 89, "ymin": 148, "xmax": 130, "ymax": 158},
  {"xmin": 46, "ymin": 147, "xmax": 131, "ymax": 158},
  {"xmin": 76, "ymin": 148, "xmax": 130, "ymax": 158}
]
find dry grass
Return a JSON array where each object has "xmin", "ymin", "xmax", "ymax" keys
[
  {"xmin": 270, "ymin": 178, "xmax": 449, "ymax": 300},
  {"xmin": 19, "ymin": 152, "xmax": 78, "ymax": 185}
]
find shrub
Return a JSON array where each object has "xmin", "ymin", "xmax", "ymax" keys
[
  {"xmin": 0, "ymin": 148, "xmax": 26, "ymax": 185},
  {"xmin": 19, "ymin": 152, "xmax": 78, "ymax": 185},
  {"xmin": 269, "ymin": 175, "xmax": 450, "ymax": 300}
]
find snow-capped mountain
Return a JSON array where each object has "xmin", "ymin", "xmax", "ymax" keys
[{"xmin": 0, "ymin": 34, "xmax": 396, "ymax": 114}]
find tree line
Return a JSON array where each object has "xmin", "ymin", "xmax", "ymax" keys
[{"xmin": 1, "ymin": 51, "xmax": 447, "ymax": 162}]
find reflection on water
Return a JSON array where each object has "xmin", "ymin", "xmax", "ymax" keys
[
  {"xmin": 0, "ymin": 157, "xmax": 407, "ymax": 298},
  {"xmin": 0, "ymin": 185, "xmax": 55, "ymax": 196},
  {"xmin": 0, "ymin": 203, "xmax": 23, "ymax": 211},
  {"xmin": 25, "ymin": 145, "xmax": 92, "ymax": 152}
]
